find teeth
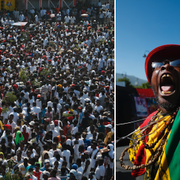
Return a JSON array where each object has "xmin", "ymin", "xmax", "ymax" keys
[
  {"xmin": 162, "ymin": 91, "xmax": 172, "ymax": 94},
  {"xmin": 161, "ymin": 74, "xmax": 174, "ymax": 82}
]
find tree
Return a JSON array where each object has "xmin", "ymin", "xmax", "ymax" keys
[
  {"xmin": 117, "ymin": 77, "xmax": 133, "ymax": 87},
  {"xmin": 135, "ymin": 82, "xmax": 151, "ymax": 89},
  {"xmin": 19, "ymin": 68, "xmax": 29, "ymax": 84},
  {"xmin": 117, "ymin": 78, "xmax": 151, "ymax": 89},
  {"xmin": 141, "ymin": 82, "xmax": 151, "ymax": 89}
]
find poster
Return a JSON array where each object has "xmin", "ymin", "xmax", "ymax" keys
[
  {"xmin": 134, "ymin": 96, "xmax": 148, "ymax": 117},
  {"xmin": 146, "ymin": 97, "xmax": 159, "ymax": 115},
  {"xmin": 4, "ymin": 0, "xmax": 15, "ymax": 11}
]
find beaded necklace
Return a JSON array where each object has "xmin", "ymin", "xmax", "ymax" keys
[{"xmin": 119, "ymin": 107, "xmax": 179, "ymax": 170}]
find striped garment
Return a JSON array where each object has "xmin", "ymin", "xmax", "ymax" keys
[{"xmin": 128, "ymin": 109, "xmax": 180, "ymax": 180}]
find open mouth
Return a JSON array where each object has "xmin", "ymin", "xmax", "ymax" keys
[{"xmin": 160, "ymin": 74, "xmax": 175, "ymax": 95}]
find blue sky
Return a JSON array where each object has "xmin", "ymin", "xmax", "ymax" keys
[{"xmin": 116, "ymin": 0, "xmax": 180, "ymax": 81}]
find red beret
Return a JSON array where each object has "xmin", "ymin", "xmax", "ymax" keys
[
  {"xmin": 13, "ymin": 84, "xmax": 18, "ymax": 89},
  {"xmin": 46, "ymin": 118, "xmax": 50, "ymax": 122},
  {"xmin": 4, "ymin": 124, "xmax": 12, "ymax": 132},
  {"xmin": 145, "ymin": 44, "xmax": 180, "ymax": 84},
  {"xmin": 26, "ymin": 81, "xmax": 31, "ymax": 85},
  {"xmin": 67, "ymin": 116, "xmax": 73, "ymax": 121},
  {"xmin": 54, "ymin": 120, "xmax": 58, "ymax": 125},
  {"xmin": 42, "ymin": 55, "xmax": 47, "ymax": 59}
]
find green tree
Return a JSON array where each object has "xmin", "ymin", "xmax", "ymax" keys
[
  {"xmin": 117, "ymin": 77, "xmax": 133, "ymax": 87},
  {"xmin": 3, "ymin": 92, "xmax": 17, "ymax": 104},
  {"xmin": 135, "ymin": 82, "xmax": 151, "ymax": 89},
  {"xmin": 141, "ymin": 82, "xmax": 151, "ymax": 89},
  {"xmin": 19, "ymin": 68, "xmax": 29, "ymax": 84}
]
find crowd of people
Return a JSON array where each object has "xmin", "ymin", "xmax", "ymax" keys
[{"xmin": 0, "ymin": 1, "xmax": 114, "ymax": 180}]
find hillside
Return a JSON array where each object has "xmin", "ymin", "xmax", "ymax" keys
[{"xmin": 116, "ymin": 73, "xmax": 147, "ymax": 86}]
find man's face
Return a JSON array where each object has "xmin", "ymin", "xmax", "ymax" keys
[{"xmin": 151, "ymin": 60, "xmax": 180, "ymax": 113}]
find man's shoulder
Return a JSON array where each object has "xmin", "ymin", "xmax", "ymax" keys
[{"xmin": 140, "ymin": 111, "xmax": 158, "ymax": 128}]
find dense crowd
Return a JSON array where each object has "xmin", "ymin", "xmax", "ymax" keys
[{"xmin": 0, "ymin": 1, "xmax": 114, "ymax": 180}]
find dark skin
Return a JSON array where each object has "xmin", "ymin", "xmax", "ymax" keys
[{"xmin": 151, "ymin": 59, "xmax": 180, "ymax": 113}]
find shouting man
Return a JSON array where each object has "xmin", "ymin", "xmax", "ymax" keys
[{"xmin": 120, "ymin": 44, "xmax": 180, "ymax": 180}]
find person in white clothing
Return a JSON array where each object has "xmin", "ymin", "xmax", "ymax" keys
[
  {"xmin": 31, "ymin": 102, "xmax": 41, "ymax": 120},
  {"xmin": 64, "ymin": 15, "xmax": 70, "ymax": 24},
  {"xmin": 83, "ymin": 151, "xmax": 91, "ymax": 178},
  {"xmin": 94, "ymin": 99, "xmax": 103, "ymax": 114},
  {"xmin": 61, "ymin": 143, "xmax": 71, "ymax": 168},
  {"xmin": 95, "ymin": 158, "xmax": 105, "ymax": 180},
  {"xmin": 19, "ymin": 12, "xmax": 25, "ymax": 22},
  {"xmin": 7, "ymin": 114, "xmax": 16, "ymax": 132},
  {"xmin": 90, "ymin": 141, "xmax": 100, "ymax": 171}
]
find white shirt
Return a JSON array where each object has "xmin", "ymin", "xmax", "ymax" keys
[
  {"xmin": 35, "ymin": 15, "xmax": 39, "ymax": 22},
  {"xmin": 95, "ymin": 165, "xmax": 105, "ymax": 180},
  {"xmin": 64, "ymin": 16, "xmax": 70, "ymax": 23},
  {"xmin": 19, "ymin": 14, "xmax": 25, "ymax": 22},
  {"xmin": 71, "ymin": 126, "xmax": 78, "ymax": 136},
  {"xmin": 7, "ymin": 121, "xmax": 16, "ymax": 132},
  {"xmin": 91, "ymin": 148, "xmax": 100, "ymax": 169},
  {"xmin": 94, "ymin": 105, "xmax": 103, "ymax": 114},
  {"xmin": 12, "ymin": 112, "xmax": 19, "ymax": 124},
  {"xmin": 31, "ymin": 106, "xmax": 41, "ymax": 119},
  {"xmin": 71, "ymin": 16, "xmax": 76, "ymax": 24},
  {"xmin": 56, "ymin": 13, "xmax": 61, "ymax": 20},
  {"xmin": 83, "ymin": 158, "xmax": 91, "ymax": 178},
  {"xmin": 61, "ymin": 149, "xmax": 71, "ymax": 168}
]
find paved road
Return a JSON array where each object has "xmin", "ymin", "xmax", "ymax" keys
[{"xmin": 116, "ymin": 146, "xmax": 144, "ymax": 180}]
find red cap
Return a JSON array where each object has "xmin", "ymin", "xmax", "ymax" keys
[
  {"xmin": 54, "ymin": 120, "xmax": 58, "ymax": 125},
  {"xmin": 26, "ymin": 81, "xmax": 31, "ymax": 85},
  {"xmin": 101, "ymin": 70, "xmax": 106, "ymax": 73},
  {"xmin": 48, "ymin": 59, "xmax": 51, "ymax": 62},
  {"xmin": 67, "ymin": 116, "xmax": 73, "ymax": 121},
  {"xmin": 13, "ymin": 84, "xmax": 18, "ymax": 89},
  {"xmin": 37, "ymin": 94, "xmax": 41, "ymax": 98},
  {"xmin": 145, "ymin": 44, "xmax": 180, "ymax": 84},
  {"xmin": 42, "ymin": 55, "xmax": 47, "ymax": 59},
  {"xmin": 71, "ymin": 84, "xmax": 75, "ymax": 87},
  {"xmin": 4, "ymin": 124, "xmax": 12, "ymax": 132},
  {"xmin": 46, "ymin": 118, "xmax": 50, "ymax": 122}
]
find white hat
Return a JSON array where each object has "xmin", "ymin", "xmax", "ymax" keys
[
  {"xmin": 29, "ymin": 121, "xmax": 35, "ymax": 126},
  {"xmin": 105, "ymin": 124, "xmax": 112, "ymax": 129},
  {"xmin": 70, "ymin": 169, "xmax": 77, "ymax": 177},
  {"xmin": 42, "ymin": 170, "xmax": 50, "ymax": 176},
  {"xmin": 44, "ymin": 159, "xmax": 50, "ymax": 164}
]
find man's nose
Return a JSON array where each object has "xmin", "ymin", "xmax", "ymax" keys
[{"xmin": 160, "ymin": 63, "xmax": 174, "ymax": 71}]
